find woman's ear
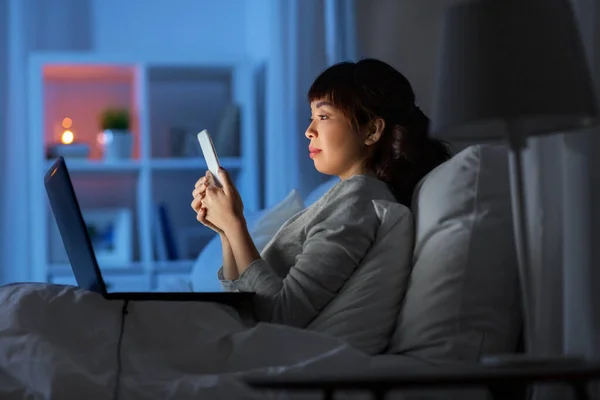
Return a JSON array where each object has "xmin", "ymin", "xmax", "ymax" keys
[{"xmin": 365, "ymin": 118, "xmax": 385, "ymax": 146}]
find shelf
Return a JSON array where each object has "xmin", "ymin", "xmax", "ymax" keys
[
  {"xmin": 47, "ymin": 260, "xmax": 195, "ymax": 277},
  {"xmin": 43, "ymin": 64, "xmax": 135, "ymax": 83},
  {"xmin": 29, "ymin": 54, "xmax": 262, "ymax": 291},
  {"xmin": 48, "ymin": 262, "xmax": 146, "ymax": 277},
  {"xmin": 147, "ymin": 65, "xmax": 232, "ymax": 82},
  {"xmin": 149, "ymin": 157, "xmax": 243, "ymax": 171},
  {"xmin": 45, "ymin": 158, "xmax": 142, "ymax": 173},
  {"xmin": 43, "ymin": 157, "xmax": 244, "ymax": 173},
  {"xmin": 29, "ymin": 52, "xmax": 250, "ymax": 69}
]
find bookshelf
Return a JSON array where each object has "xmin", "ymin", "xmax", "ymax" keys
[{"xmin": 27, "ymin": 52, "xmax": 262, "ymax": 291}]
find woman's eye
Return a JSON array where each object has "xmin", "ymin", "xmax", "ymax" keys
[{"xmin": 318, "ymin": 115, "xmax": 329, "ymax": 120}]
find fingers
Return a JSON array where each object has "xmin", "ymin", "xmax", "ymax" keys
[
  {"xmin": 217, "ymin": 167, "xmax": 233, "ymax": 195},
  {"xmin": 190, "ymin": 196, "xmax": 203, "ymax": 211},
  {"xmin": 193, "ymin": 175, "xmax": 211, "ymax": 198},
  {"xmin": 205, "ymin": 170, "xmax": 215, "ymax": 185},
  {"xmin": 197, "ymin": 171, "xmax": 227, "ymax": 191},
  {"xmin": 192, "ymin": 172, "xmax": 228, "ymax": 220},
  {"xmin": 196, "ymin": 207, "xmax": 207, "ymax": 223},
  {"xmin": 192, "ymin": 185, "xmax": 206, "ymax": 198},
  {"xmin": 191, "ymin": 183, "xmax": 219, "ymax": 209},
  {"xmin": 193, "ymin": 175, "xmax": 215, "ymax": 228},
  {"xmin": 206, "ymin": 184, "xmax": 220, "ymax": 194},
  {"xmin": 194, "ymin": 175, "xmax": 211, "ymax": 189},
  {"xmin": 191, "ymin": 186, "xmax": 210, "ymax": 211},
  {"xmin": 206, "ymin": 171, "xmax": 221, "ymax": 188}
]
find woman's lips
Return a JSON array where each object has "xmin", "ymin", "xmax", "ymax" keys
[{"xmin": 309, "ymin": 147, "xmax": 322, "ymax": 158}]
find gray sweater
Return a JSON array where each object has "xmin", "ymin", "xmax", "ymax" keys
[{"xmin": 218, "ymin": 175, "xmax": 397, "ymax": 328}]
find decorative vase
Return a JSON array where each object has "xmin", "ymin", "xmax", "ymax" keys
[{"xmin": 101, "ymin": 130, "xmax": 133, "ymax": 160}]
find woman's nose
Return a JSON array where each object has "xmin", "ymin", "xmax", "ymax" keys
[{"xmin": 305, "ymin": 122, "xmax": 317, "ymax": 139}]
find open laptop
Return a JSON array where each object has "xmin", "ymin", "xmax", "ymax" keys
[{"xmin": 44, "ymin": 156, "xmax": 253, "ymax": 308}]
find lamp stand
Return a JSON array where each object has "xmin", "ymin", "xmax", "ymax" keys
[
  {"xmin": 507, "ymin": 129, "xmax": 535, "ymax": 358},
  {"xmin": 482, "ymin": 125, "xmax": 585, "ymax": 369}
]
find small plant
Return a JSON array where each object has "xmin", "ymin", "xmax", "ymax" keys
[{"xmin": 99, "ymin": 108, "xmax": 130, "ymax": 131}]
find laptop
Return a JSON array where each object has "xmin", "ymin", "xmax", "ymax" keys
[{"xmin": 44, "ymin": 156, "xmax": 253, "ymax": 308}]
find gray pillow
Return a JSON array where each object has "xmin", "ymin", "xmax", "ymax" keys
[
  {"xmin": 387, "ymin": 145, "xmax": 522, "ymax": 362},
  {"xmin": 307, "ymin": 200, "xmax": 414, "ymax": 355}
]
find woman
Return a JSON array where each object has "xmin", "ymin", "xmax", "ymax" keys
[{"xmin": 190, "ymin": 58, "xmax": 450, "ymax": 328}]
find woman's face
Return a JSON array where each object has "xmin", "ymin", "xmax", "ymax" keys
[{"xmin": 305, "ymin": 99, "xmax": 369, "ymax": 180}]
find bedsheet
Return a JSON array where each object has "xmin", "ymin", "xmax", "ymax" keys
[{"xmin": 0, "ymin": 283, "xmax": 487, "ymax": 400}]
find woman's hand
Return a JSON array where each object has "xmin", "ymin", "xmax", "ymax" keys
[
  {"xmin": 201, "ymin": 168, "xmax": 245, "ymax": 235},
  {"xmin": 191, "ymin": 173, "xmax": 224, "ymax": 235}
]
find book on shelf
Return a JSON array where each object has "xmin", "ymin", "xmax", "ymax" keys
[{"xmin": 152, "ymin": 202, "xmax": 179, "ymax": 262}]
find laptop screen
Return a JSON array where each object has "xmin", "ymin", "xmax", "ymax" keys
[{"xmin": 44, "ymin": 157, "xmax": 108, "ymax": 295}]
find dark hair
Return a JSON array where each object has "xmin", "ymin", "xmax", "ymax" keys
[{"xmin": 308, "ymin": 58, "xmax": 451, "ymax": 207}]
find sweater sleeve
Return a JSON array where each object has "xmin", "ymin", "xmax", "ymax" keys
[
  {"xmin": 217, "ymin": 266, "xmax": 238, "ymax": 292},
  {"xmin": 235, "ymin": 189, "xmax": 379, "ymax": 328}
]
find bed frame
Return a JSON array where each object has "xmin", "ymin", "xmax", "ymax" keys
[{"xmin": 246, "ymin": 361, "xmax": 600, "ymax": 400}]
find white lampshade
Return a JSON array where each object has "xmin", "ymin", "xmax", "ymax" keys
[{"xmin": 430, "ymin": 0, "xmax": 598, "ymax": 141}]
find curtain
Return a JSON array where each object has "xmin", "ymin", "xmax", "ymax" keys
[
  {"xmin": 561, "ymin": 2, "xmax": 600, "ymax": 393},
  {"xmin": 0, "ymin": 0, "xmax": 93, "ymax": 285},
  {"xmin": 524, "ymin": 0, "xmax": 600, "ymax": 398},
  {"xmin": 559, "ymin": 0, "xmax": 600, "ymax": 366},
  {"xmin": 1, "ymin": 0, "xmax": 33, "ymax": 285},
  {"xmin": 0, "ymin": 0, "xmax": 7, "ymax": 284},
  {"xmin": 564, "ymin": 0, "xmax": 600, "ymax": 364},
  {"xmin": 0, "ymin": 0, "xmax": 6, "ymax": 276},
  {"xmin": 325, "ymin": 0, "xmax": 358, "ymax": 64},
  {"xmin": 263, "ymin": 0, "xmax": 357, "ymax": 206}
]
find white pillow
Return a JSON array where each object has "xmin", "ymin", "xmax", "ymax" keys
[
  {"xmin": 251, "ymin": 189, "xmax": 304, "ymax": 240},
  {"xmin": 387, "ymin": 145, "xmax": 522, "ymax": 362},
  {"xmin": 307, "ymin": 200, "xmax": 414, "ymax": 355},
  {"xmin": 190, "ymin": 190, "xmax": 305, "ymax": 292}
]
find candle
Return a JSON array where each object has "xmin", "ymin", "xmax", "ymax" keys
[{"xmin": 47, "ymin": 117, "xmax": 90, "ymax": 160}]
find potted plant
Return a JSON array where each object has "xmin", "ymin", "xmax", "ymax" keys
[{"xmin": 99, "ymin": 107, "xmax": 133, "ymax": 160}]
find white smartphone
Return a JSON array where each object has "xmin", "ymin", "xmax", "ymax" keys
[{"xmin": 197, "ymin": 129, "xmax": 222, "ymax": 187}]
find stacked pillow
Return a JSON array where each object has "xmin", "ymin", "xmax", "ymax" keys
[{"xmin": 386, "ymin": 144, "xmax": 523, "ymax": 362}]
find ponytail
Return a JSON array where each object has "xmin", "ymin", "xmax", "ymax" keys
[{"xmin": 369, "ymin": 106, "xmax": 451, "ymax": 207}]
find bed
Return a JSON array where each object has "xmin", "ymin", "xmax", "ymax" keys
[{"xmin": 0, "ymin": 145, "xmax": 525, "ymax": 399}]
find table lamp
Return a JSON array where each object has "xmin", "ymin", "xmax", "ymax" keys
[{"xmin": 430, "ymin": 0, "xmax": 599, "ymax": 363}]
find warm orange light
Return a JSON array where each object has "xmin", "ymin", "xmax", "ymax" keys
[
  {"xmin": 62, "ymin": 117, "xmax": 72, "ymax": 129},
  {"xmin": 61, "ymin": 130, "xmax": 74, "ymax": 144}
]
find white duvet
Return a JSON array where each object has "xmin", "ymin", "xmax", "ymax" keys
[{"xmin": 0, "ymin": 283, "xmax": 486, "ymax": 400}]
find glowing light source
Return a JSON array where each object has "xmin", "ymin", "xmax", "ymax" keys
[
  {"xmin": 62, "ymin": 117, "xmax": 72, "ymax": 129},
  {"xmin": 61, "ymin": 130, "xmax": 74, "ymax": 144}
]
